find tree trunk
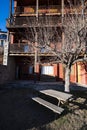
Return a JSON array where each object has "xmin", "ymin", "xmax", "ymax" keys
[{"xmin": 64, "ymin": 66, "xmax": 71, "ymax": 92}]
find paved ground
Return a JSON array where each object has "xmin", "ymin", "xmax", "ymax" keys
[{"xmin": 2, "ymin": 80, "xmax": 87, "ymax": 91}]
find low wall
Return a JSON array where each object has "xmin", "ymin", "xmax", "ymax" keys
[{"xmin": 0, "ymin": 56, "xmax": 15, "ymax": 84}]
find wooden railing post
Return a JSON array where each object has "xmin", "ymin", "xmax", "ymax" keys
[{"xmin": 34, "ymin": 0, "xmax": 39, "ymax": 83}]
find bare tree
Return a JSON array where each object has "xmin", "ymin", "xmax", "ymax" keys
[
  {"xmin": 15, "ymin": 0, "xmax": 87, "ymax": 92},
  {"xmin": 31, "ymin": 1, "xmax": 87, "ymax": 92}
]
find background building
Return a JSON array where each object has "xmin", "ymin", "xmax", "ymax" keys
[
  {"xmin": 0, "ymin": 29, "xmax": 15, "ymax": 84},
  {"xmin": 0, "ymin": 29, "xmax": 8, "ymax": 64}
]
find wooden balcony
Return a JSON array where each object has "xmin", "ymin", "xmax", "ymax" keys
[
  {"xmin": 14, "ymin": 5, "xmax": 61, "ymax": 16},
  {"xmin": 14, "ymin": 4, "xmax": 84, "ymax": 16},
  {"xmin": 9, "ymin": 43, "xmax": 53, "ymax": 56},
  {"xmin": 6, "ymin": 15, "xmax": 61, "ymax": 28},
  {"xmin": 9, "ymin": 43, "xmax": 33, "ymax": 53},
  {"xmin": 7, "ymin": 3, "xmax": 86, "ymax": 29}
]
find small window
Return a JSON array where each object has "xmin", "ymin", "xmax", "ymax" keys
[
  {"xmin": 29, "ymin": 66, "xmax": 33, "ymax": 74},
  {"xmin": 24, "ymin": 45, "xmax": 29, "ymax": 52}
]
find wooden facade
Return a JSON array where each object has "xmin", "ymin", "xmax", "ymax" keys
[{"xmin": 6, "ymin": 0, "xmax": 87, "ymax": 84}]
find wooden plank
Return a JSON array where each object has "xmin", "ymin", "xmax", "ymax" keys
[
  {"xmin": 32, "ymin": 97, "xmax": 64, "ymax": 114},
  {"xmin": 40, "ymin": 89, "xmax": 73, "ymax": 102}
]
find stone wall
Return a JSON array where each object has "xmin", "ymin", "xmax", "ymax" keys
[{"xmin": 0, "ymin": 56, "xmax": 16, "ymax": 84}]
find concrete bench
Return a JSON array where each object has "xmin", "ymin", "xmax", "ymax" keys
[{"xmin": 32, "ymin": 97, "xmax": 64, "ymax": 114}]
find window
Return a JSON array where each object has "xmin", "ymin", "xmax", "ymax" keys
[
  {"xmin": 29, "ymin": 66, "xmax": 33, "ymax": 74},
  {"xmin": 24, "ymin": 45, "xmax": 29, "ymax": 52}
]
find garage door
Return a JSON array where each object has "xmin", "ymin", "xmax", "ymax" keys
[{"xmin": 41, "ymin": 66, "xmax": 54, "ymax": 75}]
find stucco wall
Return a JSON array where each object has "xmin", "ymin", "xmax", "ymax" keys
[{"xmin": 0, "ymin": 56, "xmax": 15, "ymax": 84}]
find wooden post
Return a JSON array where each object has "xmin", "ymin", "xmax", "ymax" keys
[
  {"xmin": 14, "ymin": 0, "xmax": 17, "ymax": 13},
  {"xmin": 74, "ymin": 0, "xmax": 76, "ymax": 5},
  {"xmin": 9, "ymin": 0, "xmax": 12, "ymax": 19},
  {"xmin": 81, "ymin": 0, "xmax": 84, "ymax": 25},
  {"xmin": 10, "ymin": 32, "xmax": 14, "ymax": 44},
  {"xmin": 34, "ymin": 0, "xmax": 39, "ymax": 82},
  {"xmin": 61, "ymin": 0, "xmax": 64, "ymax": 24},
  {"xmin": 36, "ymin": 0, "xmax": 39, "ymax": 20},
  {"xmin": 9, "ymin": 0, "xmax": 12, "ymax": 25},
  {"xmin": 34, "ymin": 33, "xmax": 38, "ymax": 73}
]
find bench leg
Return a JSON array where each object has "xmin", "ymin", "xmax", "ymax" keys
[{"xmin": 58, "ymin": 100, "xmax": 61, "ymax": 106}]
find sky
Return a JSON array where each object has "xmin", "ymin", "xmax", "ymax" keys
[{"xmin": 0, "ymin": 0, "xmax": 9, "ymax": 31}]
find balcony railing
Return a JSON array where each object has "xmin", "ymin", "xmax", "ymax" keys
[
  {"xmin": 14, "ymin": 5, "xmax": 84, "ymax": 15},
  {"xmin": 14, "ymin": 5, "xmax": 61, "ymax": 15},
  {"xmin": 6, "ymin": 15, "xmax": 61, "ymax": 28},
  {"xmin": 9, "ymin": 43, "xmax": 34, "ymax": 53},
  {"xmin": 6, "ymin": 4, "xmax": 85, "ymax": 28},
  {"xmin": 9, "ymin": 43, "xmax": 50, "ymax": 54}
]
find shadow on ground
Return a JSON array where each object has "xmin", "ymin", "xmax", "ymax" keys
[
  {"xmin": 0, "ymin": 81, "xmax": 87, "ymax": 130},
  {"xmin": 0, "ymin": 87, "xmax": 59, "ymax": 130}
]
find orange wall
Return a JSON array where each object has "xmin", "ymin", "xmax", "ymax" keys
[
  {"xmin": 77, "ymin": 63, "xmax": 87, "ymax": 84},
  {"xmin": 58, "ymin": 63, "xmax": 64, "ymax": 80},
  {"xmin": 35, "ymin": 63, "xmax": 40, "ymax": 74},
  {"xmin": 70, "ymin": 64, "xmax": 77, "ymax": 83},
  {"xmin": 15, "ymin": 60, "xmax": 87, "ymax": 85},
  {"xmin": 70, "ymin": 62, "xmax": 87, "ymax": 85},
  {"xmin": 53, "ymin": 64, "xmax": 58, "ymax": 76}
]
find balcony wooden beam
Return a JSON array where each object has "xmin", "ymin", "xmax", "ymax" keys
[{"xmin": 9, "ymin": 53, "xmax": 55, "ymax": 56}]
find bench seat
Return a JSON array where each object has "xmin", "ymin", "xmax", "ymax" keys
[{"xmin": 32, "ymin": 97, "xmax": 64, "ymax": 114}]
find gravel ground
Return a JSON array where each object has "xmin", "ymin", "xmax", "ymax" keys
[{"xmin": 0, "ymin": 81, "xmax": 87, "ymax": 130}]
